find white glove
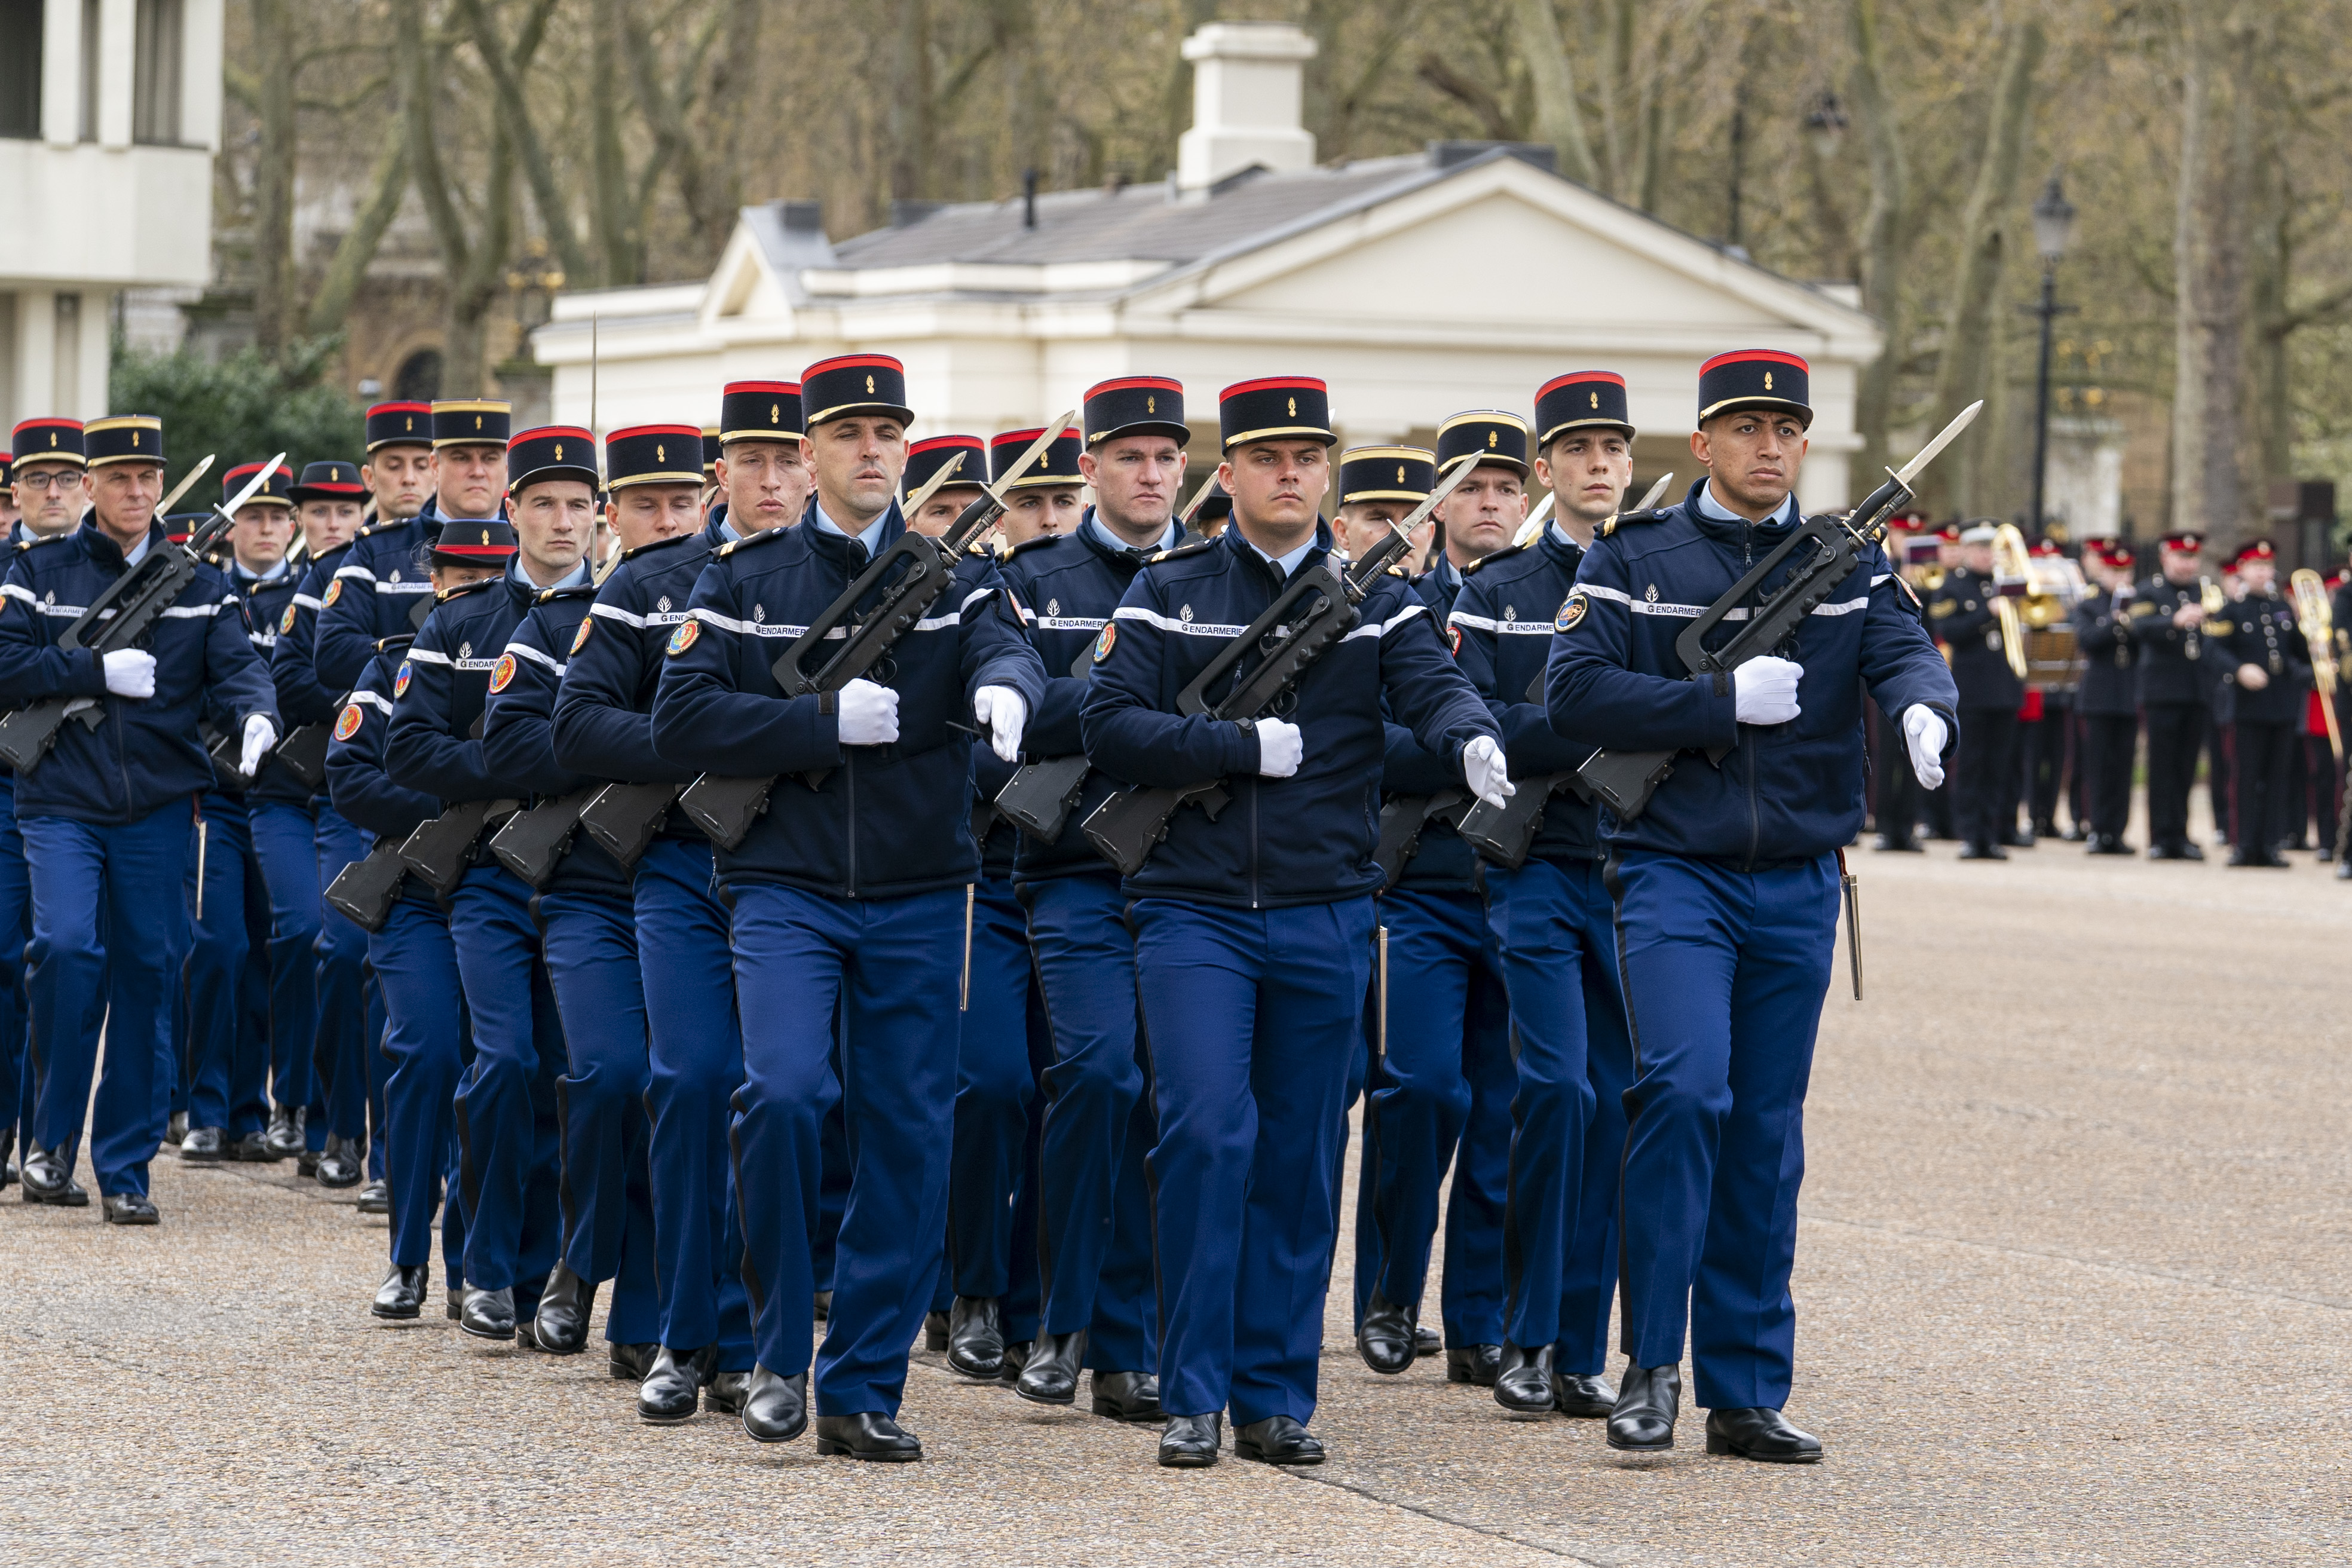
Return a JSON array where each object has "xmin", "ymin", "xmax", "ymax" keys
[
  {"xmin": 1903, "ymin": 704, "xmax": 1948, "ymax": 791},
  {"xmin": 835, "ymin": 678, "xmax": 899, "ymax": 747},
  {"xmin": 973, "ymin": 685, "xmax": 1026, "ymax": 762},
  {"xmin": 1462, "ymin": 735, "xmax": 1515, "ymax": 810},
  {"xmin": 103, "ymin": 649, "xmax": 156, "ymax": 700},
  {"xmin": 1732, "ymin": 656, "xmax": 1802, "ymax": 725},
  {"xmin": 239, "ymin": 713, "xmax": 277, "ymax": 777},
  {"xmin": 1254, "ymin": 717, "xmax": 1303, "ymax": 779}
]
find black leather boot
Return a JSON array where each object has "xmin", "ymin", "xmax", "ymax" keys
[
  {"xmin": 1090, "ymin": 1370, "xmax": 1162, "ymax": 1422},
  {"xmin": 741, "ymin": 1365, "xmax": 809, "ymax": 1444},
  {"xmin": 180, "ymin": 1126, "xmax": 225, "ymax": 1163},
  {"xmin": 1235, "ymin": 1415, "xmax": 1324, "ymax": 1465},
  {"xmin": 372, "ymin": 1263, "xmax": 428, "ymax": 1320},
  {"xmin": 815, "ymin": 1411, "xmax": 921, "ymax": 1461},
  {"xmin": 1607, "ymin": 1362, "xmax": 1680, "ymax": 1452},
  {"xmin": 1705, "ymin": 1405, "xmax": 1823, "ymax": 1462},
  {"xmin": 458, "ymin": 1286, "xmax": 517, "ymax": 1342},
  {"xmin": 1158, "ymin": 1413, "xmax": 1221, "ymax": 1468},
  {"xmin": 1445, "ymin": 1343, "xmax": 1501, "ymax": 1386},
  {"xmin": 265, "ymin": 1104, "xmax": 305, "ymax": 1159},
  {"xmin": 1355, "ymin": 1288, "xmax": 1416, "ymax": 1374},
  {"xmin": 705, "ymin": 1368, "xmax": 751, "ymax": 1416},
  {"xmin": 532, "ymin": 1261, "xmax": 598, "ymax": 1354},
  {"xmin": 20, "ymin": 1146, "xmax": 88, "ymax": 1206},
  {"xmin": 1015, "ymin": 1330, "xmax": 1085, "ymax": 1405},
  {"xmin": 356, "ymin": 1178, "xmax": 391, "ymax": 1214},
  {"xmin": 1552, "ymin": 1368, "xmax": 1618, "ymax": 1418},
  {"xmin": 1492, "ymin": 1342, "xmax": 1555, "ymax": 1417},
  {"xmin": 315, "ymin": 1134, "xmax": 363, "ymax": 1188},
  {"xmin": 922, "ymin": 1309, "xmax": 949, "ymax": 1352},
  {"xmin": 102, "ymin": 1191, "xmax": 160, "ymax": 1224},
  {"xmin": 609, "ymin": 1342, "xmax": 659, "ymax": 1383},
  {"xmin": 946, "ymin": 1295, "xmax": 1004, "ymax": 1380},
  {"xmin": 638, "ymin": 1346, "xmax": 713, "ymax": 1425}
]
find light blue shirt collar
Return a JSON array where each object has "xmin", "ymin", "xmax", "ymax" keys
[
  {"xmin": 1548, "ymin": 520, "xmax": 1582, "ymax": 551},
  {"xmin": 235, "ymin": 555, "xmax": 292, "ymax": 585},
  {"xmin": 811, "ymin": 498, "xmax": 887, "ymax": 553},
  {"xmin": 122, "ymin": 531, "xmax": 153, "ymax": 569},
  {"xmin": 1082, "ymin": 510, "xmax": 1181, "ymax": 558},
  {"xmin": 511, "ymin": 554, "xmax": 592, "ymax": 592},
  {"xmin": 1696, "ymin": 481, "xmax": 1799, "ymax": 527},
  {"xmin": 1242, "ymin": 530, "xmax": 1318, "ymax": 580},
  {"xmin": 716, "ymin": 515, "xmax": 741, "ymax": 544}
]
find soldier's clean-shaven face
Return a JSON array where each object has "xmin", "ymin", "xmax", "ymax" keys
[
  {"xmin": 435, "ymin": 443, "xmax": 506, "ymax": 518},
  {"xmin": 717, "ymin": 439, "xmax": 810, "ymax": 532},
  {"xmin": 368, "ymin": 445, "xmax": 433, "ymax": 520}
]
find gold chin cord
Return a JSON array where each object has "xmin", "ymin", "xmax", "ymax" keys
[{"xmin": 1835, "ymin": 847, "xmax": 1861, "ymax": 1002}]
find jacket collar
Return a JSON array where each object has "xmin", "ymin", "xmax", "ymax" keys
[
  {"xmin": 1681, "ymin": 477, "xmax": 1800, "ymax": 549},
  {"xmin": 1537, "ymin": 523, "xmax": 1584, "ymax": 570},
  {"xmin": 1218, "ymin": 515, "xmax": 1332, "ymax": 587},
  {"xmin": 795, "ymin": 493, "xmax": 905, "ymax": 568},
  {"xmin": 1077, "ymin": 506, "xmax": 1178, "ymax": 569},
  {"xmin": 79, "ymin": 517, "xmax": 166, "ymax": 571}
]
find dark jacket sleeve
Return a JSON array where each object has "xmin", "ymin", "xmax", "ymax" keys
[
  {"xmin": 1080, "ymin": 575, "xmax": 1260, "ymax": 785},
  {"xmin": 1855, "ymin": 550, "xmax": 1959, "ymax": 743},
  {"xmin": 327, "ymin": 682, "xmax": 440, "ymax": 841},
  {"xmin": 1545, "ymin": 540, "xmax": 1741, "ymax": 752},
  {"xmin": 0, "ymin": 559, "xmax": 108, "ymax": 703},
  {"xmin": 552, "ymin": 581, "xmax": 691, "ymax": 783},
  {"xmin": 313, "ymin": 552, "xmax": 387, "ymax": 693},
  {"xmin": 385, "ymin": 610, "xmax": 502, "ymax": 802},
  {"xmin": 1370, "ymin": 587, "xmax": 1496, "ymax": 771},
  {"xmin": 482, "ymin": 610, "xmax": 591, "ymax": 797},
  {"xmin": 954, "ymin": 567, "xmax": 1049, "ymax": 729},
  {"xmin": 198, "ymin": 580, "xmax": 281, "ymax": 736},
  {"xmin": 650, "ymin": 558, "xmax": 843, "ymax": 775},
  {"xmin": 271, "ymin": 556, "xmax": 345, "ymax": 726},
  {"xmin": 1450, "ymin": 577, "xmax": 1585, "ymax": 775}
]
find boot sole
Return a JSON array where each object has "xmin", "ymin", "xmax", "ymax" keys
[
  {"xmin": 1235, "ymin": 1444, "xmax": 1324, "ymax": 1466},
  {"xmin": 1091, "ymin": 1399, "xmax": 1163, "ymax": 1423},
  {"xmin": 371, "ymin": 1303, "xmax": 422, "ymax": 1321},
  {"xmin": 1606, "ymin": 1433, "xmax": 1674, "ymax": 1453},
  {"xmin": 1014, "ymin": 1381, "xmax": 1077, "ymax": 1407},
  {"xmin": 637, "ymin": 1404, "xmax": 700, "ymax": 1426},
  {"xmin": 1705, "ymin": 1434, "xmax": 1821, "ymax": 1462},
  {"xmin": 458, "ymin": 1323, "xmax": 517, "ymax": 1342},
  {"xmin": 1158, "ymin": 1450, "xmax": 1218, "ymax": 1468},
  {"xmin": 22, "ymin": 1191, "xmax": 90, "ymax": 1206},
  {"xmin": 814, "ymin": 1441, "xmax": 921, "ymax": 1461}
]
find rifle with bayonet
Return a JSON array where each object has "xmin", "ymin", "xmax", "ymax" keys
[
  {"xmin": 0, "ymin": 452, "xmax": 278, "ymax": 774},
  {"xmin": 991, "ymin": 642, "xmax": 1102, "ymax": 842},
  {"xmin": 1574, "ymin": 402, "xmax": 1983, "ymax": 823},
  {"xmin": 1453, "ymin": 473, "xmax": 1673, "ymax": 868},
  {"xmin": 679, "ymin": 418, "xmax": 1074, "ymax": 851},
  {"xmin": 1082, "ymin": 454, "xmax": 1482, "ymax": 877}
]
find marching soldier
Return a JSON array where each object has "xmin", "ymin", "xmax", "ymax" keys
[
  {"xmin": 1081, "ymin": 376, "xmax": 1508, "ymax": 1468},
  {"xmin": 1353, "ymin": 424, "xmax": 1513, "ymax": 1389},
  {"xmin": 653, "ymin": 354, "xmax": 1045, "ymax": 1460},
  {"xmin": 1546, "ymin": 351, "xmax": 1956, "ymax": 1460},
  {"xmin": 2209, "ymin": 539, "xmax": 2309, "ymax": 866},
  {"xmin": 1331, "ymin": 445, "xmax": 1435, "ymax": 568},
  {"xmin": 480, "ymin": 425, "xmax": 681, "ymax": 1370},
  {"xmin": 994, "ymin": 379, "xmax": 1186, "ymax": 1420},
  {"xmin": 2072, "ymin": 541, "xmax": 2140, "ymax": 855},
  {"xmin": 2134, "ymin": 532, "xmax": 2216, "ymax": 860},
  {"xmin": 384, "ymin": 438, "xmax": 572, "ymax": 1345},
  {"xmin": 0, "ymin": 415, "xmax": 280, "ymax": 1223},
  {"xmin": 1930, "ymin": 523, "xmax": 2025, "ymax": 859},
  {"xmin": 550, "ymin": 381, "xmax": 800, "ymax": 1420},
  {"xmin": 1447, "ymin": 373, "xmax": 1638, "ymax": 1420},
  {"xmin": 2020, "ymin": 538, "xmax": 2074, "ymax": 838}
]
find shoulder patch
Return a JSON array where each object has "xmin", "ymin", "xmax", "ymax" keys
[
  {"xmin": 488, "ymin": 652, "xmax": 518, "ymax": 693},
  {"xmin": 716, "ymin": 526, "xmax": 788, "ymax": 559},
  {"xmin": 1555, "ymin": 589, "xmax": 1589, "ymax": 632},
  {"xmin": 1599, "ymin": 507, "xmax": 1671, "ymax": 540},
  {"xmin": 1006, "ymin": 532, "xmax": 1062, "ymax": 558},
  {"xmin": 1092, "ymin": 623, "xmax": 1117, "ymax": 664},
  {"xmin": 321, "ymin": 578, "xmax": 344, "ymax": 608},
  {"xmin": 666, "ymin": 618, "xmax": 700, "ymax": 657},
  {"xmin": 1146, "ymin": 538, "xmax": 1218, "ymax": 566},
  {"xmin": 278, "ymin": 604, "xmax": 298, "ymax": 634},
  {"xmin": 570, "ymin": 616, "xmax": 593, "ymax": 655},
  {"xmin": 333, "ymin": 703, "xmax": 365, "ymax": 742},
  {"xmin": 393, "ymin": 660, "xmax": 413, "ymax": 699}
]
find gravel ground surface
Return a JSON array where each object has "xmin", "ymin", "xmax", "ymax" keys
[{"xmin": 4, "ymin": 827, "xmax": 2348, "ymax": 1564}]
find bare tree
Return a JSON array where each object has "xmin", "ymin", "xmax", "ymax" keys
[
  {"xmin": 2172, "ymin": 4, "xmax": 2260, "ymax": 543},
  {"xmin": 1846, "ymin": 0, "xmax": 1909, "ymax": 498},
  {"xmin": 1510, "ymin": 0, "xmax": 1600, "ymax": 185}
]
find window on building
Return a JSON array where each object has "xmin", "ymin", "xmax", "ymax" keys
[
  {"xmin": 394, "ymin": 350, "xmax": 445, "ymax": 402},
  {"xmin": 79, "ymin": 0, "xmax": 100, "ymax": 142},
  {"xmin": 133, "ymin": 0, "xmax": 183, "ymax": 145},
  {"xmin": 0, "ymin": 1, "xmax": 41, "ymax": 139}
]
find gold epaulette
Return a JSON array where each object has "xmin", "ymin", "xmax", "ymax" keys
[
  {"xmin": 717, "ymin": 526, "xmax": 787, "ymax": 559},
  {"xmin": 1145, "ymin": 538, "xmax": 1217, "ymax": 566},
  {"xmin": 1598, "ymin": 507, "xmax": 1670, "ymax": 539},
  {"xmin": 1463, "ymin": 540, "xmax": 1527, "ymax": 574}
]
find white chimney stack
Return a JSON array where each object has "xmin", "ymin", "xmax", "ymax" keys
[{"xmin": 1177, "ymin": 22, "xmax": 1318, "ymax": 191}]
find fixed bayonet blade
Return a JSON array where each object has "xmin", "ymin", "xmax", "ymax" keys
[
  {"xmin": 1382, "ymin": 448, "xmax": 1486, "ymax": 555},
  {"xmin": 1510, "ymin": 492, "xmax": 1557, "ymax": 549},
  {"xmin": 1630, "ymin": 471, "xmax": 1673, "ymax": 514},
  {"xmin": 1177, "ymin": 472, "xmax": 1221, "ymax": 529},
  {"xmin": 899, "ymin": 449, "xmax": 969, "ymax": 521},
  {"xmin": 155, "ymin": 454, "xmax": 216, "ymax": 518},
  {"xmin": 1894, "ymin": 401, "xmax": 1982, "ymax": 489},
  {"xmin": 983, "ymin": 411, "xmax": 1080, "ymax": 504},
  {"xmin": 216, "ymin": 452, "xmax": 288, "ymax": 525}
]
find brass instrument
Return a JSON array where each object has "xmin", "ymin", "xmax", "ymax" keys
[
  {"xmin": 2291, "ymin": 569, "xmax": 2342, "ymax": 763},
  {"xmin": 1989, "ymin": 523, "xmax": 2084, "ymax": 687}
]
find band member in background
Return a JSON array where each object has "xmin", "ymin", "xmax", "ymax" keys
[
  {"xmin": 2072, "ymin": 541, "xmax": 2140, "ymax": 855},
  {"xmin": 2135, "ymin": 532, "xmax": 2215, "ymax": 860},
  {"xmin": 1930, "ymin": 524, "xmax": 2025, "ymax": 860},
  {"xmin": 2209, "ymin": 539, "xmax": 2309, "ymax": 867}
]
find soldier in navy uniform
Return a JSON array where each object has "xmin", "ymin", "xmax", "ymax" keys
[
  {"xmin": 1546, "ymin": 351, "xmax": 1956, "ymax": 1461},
  {"xmin": 993, "ymin": 379, "xmax": 1187, "ymax": 1420},
  {"xmin": 1082, "ymin": 376, "xmax": 1508, "ymax": 1468},
  {"xmin": 384, "ymin": 438, "xmax": 572, "ymax": 1345},
  {"xmin": 1331, "ymin": 445, "xmax": 1435, "ymax": 570},
  {"xmin": 2072, "ymin": 541, "xmax": 2140, "ymax": 855},
  {"xmin": 553, "ymin": 382, "xmax": 803, "ymax": 1420},
  {"xmin": 2134, "ymin": 532, "xmax": 2216, "ymax": 860},
  {"xmin": 654, "ymin": 354, "xmax": 1045, "ymax": 1460},
  {"xmin": 2209, "ymin": 539, "xmax": 2309, "ymax": 866},
  {"xmin": 0, "ymin": 415, "xmax": 280, "ymax": 1223},
  {"xmin": 480, "ymin": 425, "xmax": 679, "ymax": 1376},
  {"xmin": 1447, "ymin": 372, "xmax": 1639, "ymax": 1421},
  {"xmin": 1928, "ymin": 524, "xmax": 2025, "ymax": 859},
  {"xmin": 1353, "ymin": 424, "xmax": 1514, "ymax": 1390}
]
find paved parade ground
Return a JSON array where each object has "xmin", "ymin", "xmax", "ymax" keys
[{"xmin": 4, "ymin": 831, "xmax": 2348, "ymax": 1566}]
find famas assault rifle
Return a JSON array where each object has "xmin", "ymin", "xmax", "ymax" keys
[
  {"xmin": 325, "ymin": 842, "xmax": 409, "ymax": 933},
  {"xmin": 1082, "ymin": 453, "xmax": 1481, "ymax": 877},
  {"xmin": 0, "ymin": 452, "xmax": 278, "ymax": 774},
  {"xmin": 678, "ymin": 415, "xmax": 1074, "ymax": 852},
  {"xmin": 1572, "ymin": 402, "xmax": 1982, "ymax": 823}
]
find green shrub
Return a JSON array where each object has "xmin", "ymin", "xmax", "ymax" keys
[{"xmin": 109, "ymin": 336, "xmax": 367, "ymax": 500}]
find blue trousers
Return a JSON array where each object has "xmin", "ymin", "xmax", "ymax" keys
[
  {"xmin": 0, "ymin": 777, "xmax": 28, "ymax": 1163},
  {"xmin": 316, "ymin": 808, "xmax": 388, "ymax": 1175},
  {"xmin": 183, "ymin": 809, "xmax": 272, "ymax": 1136},
  {"xmin": 448, "ymin": 865, "xmax": 564, "ymax": 1306},
  {"xmin": 372, "ymin": 886, "xmax": 468, "ymax": 1275},
  {"xmin": 243, "ymin": 801, "xmax": 323, "ymax": 1129},
  {"xmin": 1354, "ymin": 887, "xmax": 1512, "ymax": 1348},
  {"xmin": 1134, "ymin": 896, "xmax": 1373, "ymax": 1426},
  {"xmin": 634, "ymin": 839, "xmax": 753, "ymax": 1367},
  {"xmin": 1609, "ymin": 850, "xmax": 1836, "ymax": 1411},
  {"xmin": 1486, "ymin": 857, "xmax": 1633, "ymax": 1370},
  {"xmin": 729, "ymin": 882, "xmax": 961, "ymax": 1417},
  {"xmin": 946, "ymin": 877, "xmax": 1043, "ymax": 1303},
  {"xmin": 1023, "ymin": 872, "xmax": 1158, "ymax": 1372},
  {"xmin": 538, "ymin": 887, "xmax": 660, "ymax": 1346},
  {"xmin": 23, "ymin": 806, "xmax": 194, "ymax": 1197}
]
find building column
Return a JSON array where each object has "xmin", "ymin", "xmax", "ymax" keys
[
  {"xmin": 14, "ymin": 289, "xmax": 56, "ymax": 421},
  {"xmin": 40, "ymin": 0, "xmax": 81, "ymax": 145},
  {"xmin": 99, "ymin": 0, "xmax": 135, "ymax": 151},
  {"xmin": 75, "ymin": 291, "xmax": 114, "ymax": 419}
]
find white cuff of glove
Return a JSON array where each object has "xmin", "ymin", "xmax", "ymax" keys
[
  {"xmin": 239, "ymin": 713, "xmax": 278, "ymax": 777},
  {"xmin": 1462, "ymin": 735, "xmax": 1515, "ymax": 810},
  {"xmin": 1732, "ymin": 656, "xmax": 1803, "ymax": 725},
  {"xmin": 1254, "ymin": 717, "xmax": 1303, "ymax": 779},
  {"xmin": 835, "ymin": 677, "xmax": 900, "ymax": 748},
  {"xmin": 973, "ymin": 685, "xmax": 1026, "ymax": 763},
  {"xmin": 1903, "ymin": 704, "xmax": 1949, "ymax": 791}
]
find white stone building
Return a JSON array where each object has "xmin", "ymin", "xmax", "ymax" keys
[
  {"xmin": 535, "ymin": 20, "xmax": 1881, "ymax": 507},
  {"xmin": 0, "ymin": 0, "xmax": 223, "ymax": 427}
]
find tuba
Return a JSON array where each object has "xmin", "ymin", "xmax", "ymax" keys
[
  {"xmin": 1992, "ymin": 523, "xmax": 2085, "ymax": 690},
  {"xmin": 2291, "ymin": 569, "xmax": 2342, "ymax": 762}
]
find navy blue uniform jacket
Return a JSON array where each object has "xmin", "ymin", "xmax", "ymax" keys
[
  {"xmin": 651, "ymin": 499, "xmax": 1048, "ymax": 900},
  {"xmin": 995, "ymin": 518, "xmax": 1160, "ymax": 883},
  {"xmin": 1080, "ymin": 521, "xmax": 1499, "ymax": 909},
  {"xmin": 550, "ymin": 522, "xmax": 722, "ymax": 847},
  {"xmin": 314, "ymin": 506, "xmax": 445, "ymax": 692},
  {"xmin": 326, "ymin": 638, "xmax": 440, "ymax": 847},
  {"xmin": 482, "ymin": 580, "xmax": 630, "ymax": 894},
  {"xmin": 1926, "ymin": 565, "xmax": 2024, "ymax": 712},
  {"xmin": 1449, "ymin": 528, "xmax": 1601, "ymax": 866},
  {"xmin": 1544, "ymin": 484, "xmax": 1958, "ymax": 866},
  {"xmin": 0, "ymin": 520, "xmax": 278, "ymax": 823},
  {"xmin": 384, "ymin": 572, "xmax": 539, "ymax": 808},
  {"xmin": 2072, "ymin": 585, "xmax": 2137, "ymax": 718},
  {"xmin": 2208, "ymin": 589, "xmax": 2310, "ymax": 726},
  {"xmin": 2129, "ymin": 576, "xmax": 2216, "ymax": 708},
  {"xmin": 229, "ymin": 560, "xmax": 314, "ymax": 805}
]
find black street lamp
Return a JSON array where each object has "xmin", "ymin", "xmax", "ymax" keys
[{"xmin": 2028, "ymin": 173, "xmax": 2077, "ymax": 536}]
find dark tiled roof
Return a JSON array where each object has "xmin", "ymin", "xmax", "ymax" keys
[{"xmin": 828, "ymin": 156, "xmax": 1433, "ymax": 270}]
